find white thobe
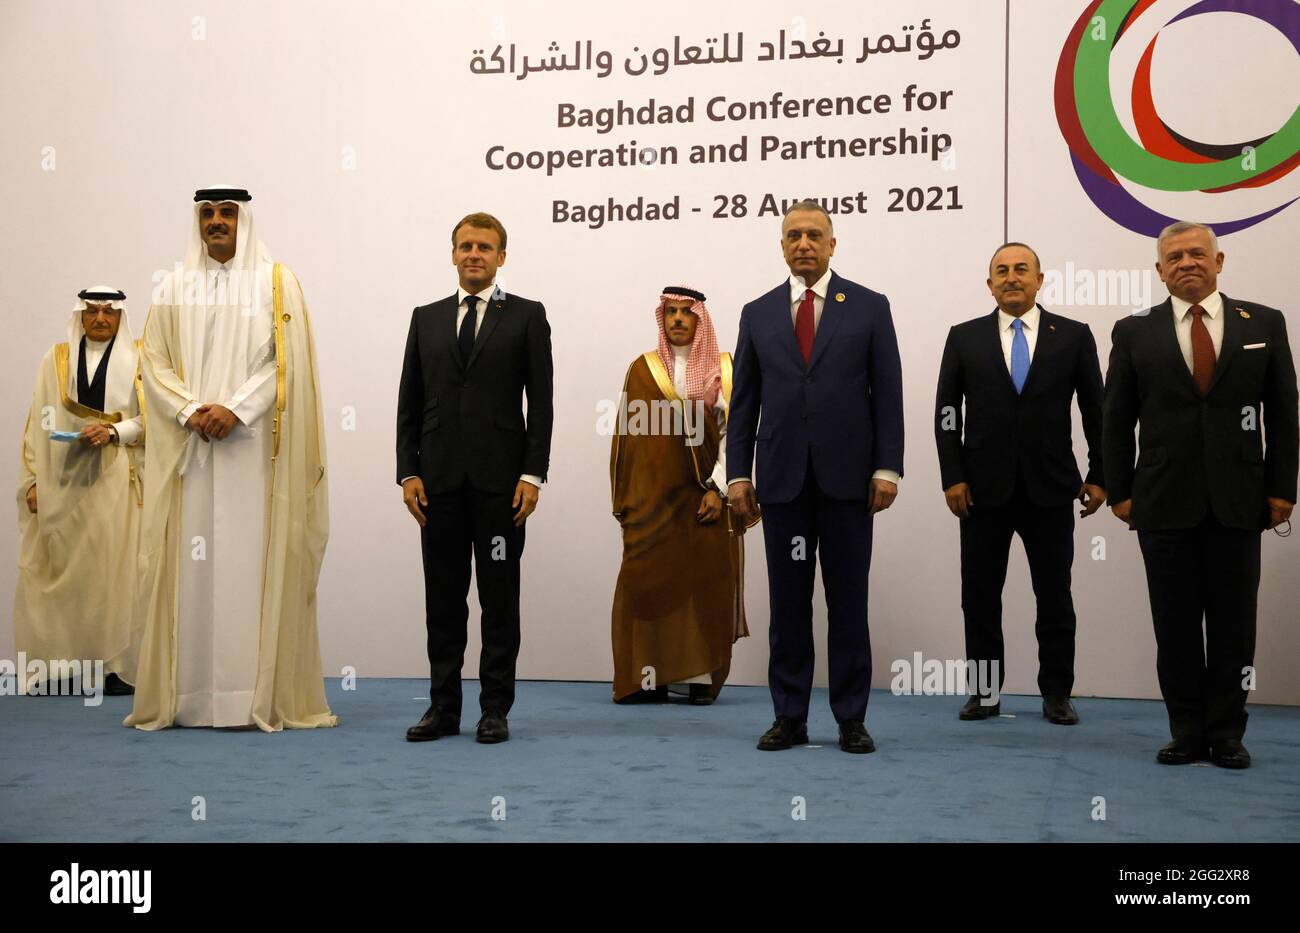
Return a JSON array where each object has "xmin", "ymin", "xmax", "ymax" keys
[{"xmin": 173, "ymin": 258, "xmax": 278, "ymax": 727}]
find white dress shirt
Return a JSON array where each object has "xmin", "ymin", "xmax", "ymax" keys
[
  {"xmin": 1169, "ymin": 291, "xmax": 1225, "ymax": 373},
  {"xmin": 400, "ymin": 281, "xmax": 542, "ymax": 489},
  {"xmin": 997, "ymin": 303, "xmax": 1041, "ymax": 371},
  {"xmin": 728, "ymin": 267, "xmax": 900, "ymax": 487}
]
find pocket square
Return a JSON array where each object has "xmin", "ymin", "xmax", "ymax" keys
[{"xmin": 1243, "ymin": 343, "xmax": 1267, "ymax": 350}]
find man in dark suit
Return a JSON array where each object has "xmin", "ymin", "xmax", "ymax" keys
[
  {"xmin": 934, "ymin": 243, "xmax": 1106, "ymax": 726},
  {"xmin": 728, "ymin": 200, "xmax": 904, "ymax": 754},
  {"xmin": 1104, "ymin": 221, "xmax": 1297, "ymax": 769},
  {"xmin": 396, "ymin": 212, "xmax": 554, "ymax": 744}
]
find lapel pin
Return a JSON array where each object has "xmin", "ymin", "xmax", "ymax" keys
[
  {"xmin": 1049, "ymin": 324, "xmax": 1056, "ymax": 332},
  {"xmin": 1238, "ymin": 308, "xmax": 1250, "ymax": 319},
  {"xmin": 835, "ymin": 292, "xmax": 846, "ymax": 302}
]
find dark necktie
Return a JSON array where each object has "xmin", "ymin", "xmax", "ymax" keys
[
  {"xmin": 795, "ymin": 289, "xmax": 815, "ymax": 365},
  {"xmin": 459, "ymin": 295, "xmax": 479, "ymax": 364},
  {"xmin": 1189, "ymin": 304, "xmax": 1215, "ymax": 395}
]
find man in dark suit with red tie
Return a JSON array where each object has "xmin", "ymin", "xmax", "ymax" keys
[
  {"xmin": 396, "ymin": 212, "xmax": 554, "ymax": 745},
  {"xmin": 935, "ymin": 243, "xmax": 1106, "ymax": 726},
  {"xmin": 1104, "ymin": 221, "xmax": 1297, "ymax": 769},
  {"xmin": 728, "ymin": 200, "xmax": 904, "ymax": 753}
]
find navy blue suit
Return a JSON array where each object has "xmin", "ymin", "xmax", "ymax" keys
[{"xmin": 728, "ymin": 271, "xmax": 904, "ymax": 723}]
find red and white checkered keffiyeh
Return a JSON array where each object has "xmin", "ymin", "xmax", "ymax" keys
[{"xmin": 655, "ymin": 288, "xmax": 721, "ymax": 411}]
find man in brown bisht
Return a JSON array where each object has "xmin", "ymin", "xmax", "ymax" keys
[{"xmin": 610, "ymin": 286, "xmax": 752, "ymax": 705}]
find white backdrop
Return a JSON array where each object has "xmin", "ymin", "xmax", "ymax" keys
[{"xmin": 2, "ymin": 0, "xmax": 1297, "ymax": 704}]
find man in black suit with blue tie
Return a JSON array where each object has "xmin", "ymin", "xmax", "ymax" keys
[
  {"xmin": 1104, "ymin": 221, "xmax": 1297, "ymax": 769},
  {"xmin": 396, "ymin": 212, "xmax": 554, "ymax": 745},
  {"xmin": 728, "ymin": 200, "xmax": 904, "ymax": 753},
  {"xmin": 934, "ymin": 243, "xmax": 1106, "ymax": 727}
]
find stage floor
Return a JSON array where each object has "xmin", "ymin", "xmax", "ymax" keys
[{"xmin": 2, "ymin": 679, "xmax": 1296, "ymax": 842}]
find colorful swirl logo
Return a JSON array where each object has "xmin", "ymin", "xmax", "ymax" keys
[{"xmin": 1054, "ymin": 0, "xmax": 1300, "ymax": 237}]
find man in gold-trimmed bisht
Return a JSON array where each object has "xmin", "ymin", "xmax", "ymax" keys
[
  {"xmin": 16, "ymin": 287, "xmax": 144, "ymax": 696},
  {"xmin": 610, "ymin": 286, "xmax": 751, "ymax": 705},
  {"xmin": 126, "ymin": 186, "xmax": 335, "ymax": 732}
]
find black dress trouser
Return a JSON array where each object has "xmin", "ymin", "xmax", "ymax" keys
[
  {"xmin": 1137, "ymin": 513, "xmax": 1260, "ymax": 743},
  {"xmin": 959, "ymin": 471, "xmax": 1078, "ymax": 697},
  {"xmin": 420, "ymin": 480, "xmax": 526, "ymax": 717}
]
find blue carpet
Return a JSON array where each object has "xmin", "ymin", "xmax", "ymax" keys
[{"xmin": 2, "ymin": 680, "xmax": 1297, "ymax": 842}]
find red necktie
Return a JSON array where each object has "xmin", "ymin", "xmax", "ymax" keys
[
  {"xmin": 1189, "ymin": 304, "xmax": 1216, "ymax": 395},
  {"xmin": 795, "ymin": 289, "xmax": 815, "ymax": 365}
]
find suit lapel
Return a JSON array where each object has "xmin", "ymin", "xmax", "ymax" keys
[
  {"xmin": 774, "ymin": 281, "xmax": 805, "ymax": 368},
  {"xmin": 1152, "ymin": 299, "xmax": 1202, "ymax": 397},
  {"xmin": 1020, "ymin": 305, "xmax": 1054, "ymax": 395},
  {"xmin": 442, "ymin": 297, "xmax": 464, "ymax": 373},
  {"xmin": 1208, "ymin": 292, "xmax": 1241, "ymax": 396},
  {"xmin": 807, "ymin": 273, "xmax": 845, "ymax": 371},
  {"xmin": 467, "ymin": 292, "xmax": 505, "ymax": 370},
  {"xmin": 988, "ymin": 309, "xmax": 1017, "ymax": 394}
]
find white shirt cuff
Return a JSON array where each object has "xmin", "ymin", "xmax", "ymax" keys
[
  {"xmin": 872, "ymin": 469, "xmax": 901, "ymax": 485},
  {"xmin": 519, "ymin": 474, "xmax": 543, "ymax": 488},
  {"xmin": 177, "ymin": 400, "xmax": 201, "ymax": 427},
  {"xmin": 114, "ymin": 418, "xmax": 142, "ymax": 447}
]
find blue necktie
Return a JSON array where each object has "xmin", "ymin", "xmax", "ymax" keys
[
  {"xmin": 459, "ymin": 295, "xmax": 479, "ymax": 364},
  {"xmin": 1010, "ymin": 318, "xmax": 1030, "ymax": 394}
]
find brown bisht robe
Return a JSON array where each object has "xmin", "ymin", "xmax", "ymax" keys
[{"xmin": 609, "ymin": 351, "xmax": 748, "ymax": 701}]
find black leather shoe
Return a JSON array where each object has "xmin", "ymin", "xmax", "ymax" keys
[
  {"xmin": 838, "ymin": 720, "xmax": 876, "ymax": 754},
  {"xmin": 959, "ymin": 696, "xmax": 1000, "ymax": 720},
  {"xmin": 103, "ymin": 673, "xmax": 134, "ymax": 696},
  {"xmin": 1210, "ymin": 739, "xmax": 1251, "ymax": 770},
  {"xmin": 688, "ymin": 684, "xmax": 714, "ymax": 706},
  {"xmin": 613, "ymin": 686, "xmax": 668, "ymax": 705},
  {"xmin": 406, "ymin": 706, "xmax": 460, "ymax": 742},
  {"xmin": 757, "ymin": 718, "xmax": 808, "ymax": 751},
  {"xmin": 476, "ymin": 710, "xmax": 509, "ymax": 744},
  {"xmin": 1156, "ymin": 737, "xmax": 1209, "ymax": 765},
  {"xmin": 1042, "ymin": 695, "xmax": 1078, "ymax": 725}
]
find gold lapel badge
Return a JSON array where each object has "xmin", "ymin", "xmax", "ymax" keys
[
  {"xmin": 1238, "ymin": 308, "xmax": 1250, "ymax": 319},
  {"xmin": 834, "ymin": 292, "xmax": 846, "ymax": 302},
  {"xmin": 1049, "ymin": 324, "xmax": 1056, "ymax": 332}
]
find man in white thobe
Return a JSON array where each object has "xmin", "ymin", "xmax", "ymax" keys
[
  {"xmin": 127, "ymin": 187, "xmax": 335, "ymax": 732},
  {"xmin": 16, "ymin": 287, "xmax": 144, "ymax": 696}
]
